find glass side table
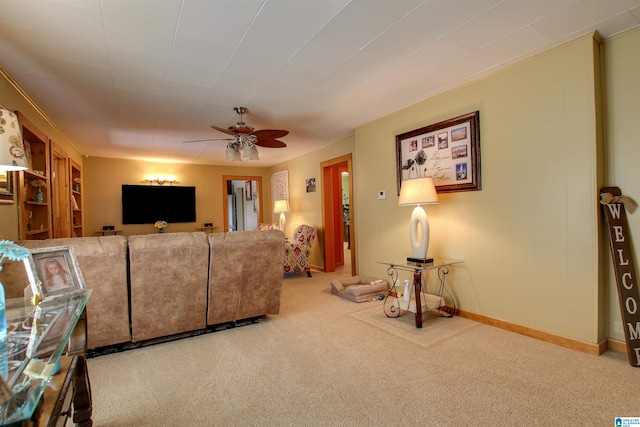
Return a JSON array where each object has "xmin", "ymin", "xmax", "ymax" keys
[
  {"xmin": 377, "ymin": 258, "xmax": 462, "ymax": 328},
  {"xmin": 0, "ymin": 289, "xmax": 91, "ymax": 425}
]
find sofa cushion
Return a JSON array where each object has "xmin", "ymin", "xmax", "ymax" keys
[
  {"xmin": 129, "ymin": 232, "xmax": 209, "ymax": 342},
  {"xmin": 207, "ymin": 230, "xmax": 284, "ymax": 325}
]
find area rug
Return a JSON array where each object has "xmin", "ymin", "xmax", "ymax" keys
[{"xmin": 349, "ymin": 301, "xmax": 482, "ymax": 349}]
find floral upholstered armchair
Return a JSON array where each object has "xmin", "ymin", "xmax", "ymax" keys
[{"xmin": 284, "ymin": 224, "xmax": 317, "ymax": 277}]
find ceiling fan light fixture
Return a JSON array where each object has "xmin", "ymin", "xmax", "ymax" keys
[
  {"xmin": 225, "ymin": 145, "xmax": 234, "ymax": 160},
  {"xmin": 249, "ymin": 146, "xmax": 259, "ymax": 160},
  {"xmin": 208, "ymin": 107, "xmax": 288, "ymax": 161}
]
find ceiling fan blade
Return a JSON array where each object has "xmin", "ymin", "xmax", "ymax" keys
[
  {"xmin": 182, "ymin": 137, "xmax": 233, "ymax": 143},
  {"xmin": 212, "ymin": 125, "xmax": 236, "ymax": 136},
  {"xmin": 253, "ymin": 129, "xmax": 289, "ymax": 139},
  {"xmin": 255, "ymin": 139, "xmax": 287, "ymax": 148}
]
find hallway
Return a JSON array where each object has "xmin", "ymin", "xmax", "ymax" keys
[{"xmin": 333, "ymin": 242, "xmax": 351, "ymax": 277}]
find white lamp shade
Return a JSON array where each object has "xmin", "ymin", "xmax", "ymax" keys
[
  {"xmin": 398, "ymin": 177, "xmax": 438, "ymax": 206},
  {"xmin": 249, "ymin": 146, "xmax": 259, "ymax": 160},
  {"xmin": 273, "ymin": 199, "xmax": 289, "ymax": 213},
  {"xmin": 225, "ymin": 146, "xmax": 235, "ymax": 160},
  {"xmin": 0, "ymin": 109, "xmax": 28, "ymax": 171}
]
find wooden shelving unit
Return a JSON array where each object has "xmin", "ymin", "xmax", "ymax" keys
[
  {"xmin": 16, "ymin": 112, "xmax": 52, "ymax": 240},
  {"xmin": 69, "ymin": 158, "xmax": 83, "ymax": 237}
]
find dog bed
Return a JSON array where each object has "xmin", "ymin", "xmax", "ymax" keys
[{"xmin": 330, "ymin": 276, "xmax": 389, "ymax": 302}]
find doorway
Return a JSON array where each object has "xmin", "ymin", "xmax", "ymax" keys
[
  {"xmin": 321, "ymin": 154, "xmax": 355, "ymax": 275},
  {"xmin": 222, "ymin": 175, "xmax": 263, "ymax": 231},
  {"xmin": 50, "ymin": 141, "xmax": 70, "ymax": 238}
]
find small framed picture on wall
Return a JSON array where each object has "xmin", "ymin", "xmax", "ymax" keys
[
  {"xmin": 245, "ymin": 180, "xmax": 252, "ymax": 201},
  {"xmin": 306, "ymin": 178, "xmax": 316, "ymax": 193}
]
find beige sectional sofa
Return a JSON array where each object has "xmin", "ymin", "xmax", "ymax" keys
[{"xmin": 0, "ymin": 230, "xmax": 284, "ymax": 352}]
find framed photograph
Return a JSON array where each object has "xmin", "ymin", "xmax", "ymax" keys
[
  {"xmin": 306, "ymin": 178, "xmax": 316, "ymax": 193},
  {"xmin": 28, "ymin": 245, "xmax": 86, "ymax": 300},
  {"xmin": 0, "ymin": 170, "xmax": 14, "ymax": 204},
  {"xmin": 396, "ymin": 111, "xmax": 481, "ymax": 194},
  {"xmin": 245, "ymin": 180, "xmax": 252, "ymax": 201}
]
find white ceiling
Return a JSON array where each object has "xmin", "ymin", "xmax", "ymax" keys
[{"xmin": 1, "ymin": 0, "xmax": 639, "ymax": 167}]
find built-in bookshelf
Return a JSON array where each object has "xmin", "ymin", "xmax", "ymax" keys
[
  {"xmin": 16, "ymin": 112, "xmax": 52, "ymax": 240},
  {"xmin": 69, "ymin": 158, "xmax": 83, "ymax": 237}
]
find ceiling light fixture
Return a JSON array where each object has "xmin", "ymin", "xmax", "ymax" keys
[{"xmin": 225, "ymin": 134, "xmax": 259, "ymax": 161}]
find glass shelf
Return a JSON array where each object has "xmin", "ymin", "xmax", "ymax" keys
[
  {"xmin": 376, "ymin": 258, "xmax": 463, "ymax": 272},
  {"xmin": 0, "ymin": 289, "xmax": 91, "ymax": 425}
]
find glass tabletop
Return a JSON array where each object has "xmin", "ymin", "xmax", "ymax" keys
[
  {"xmin": 377, "ymin": 258, "xmax": 463, "ymax": 272},
  {"xmin": 0, "ymin": 289, "xmax": 91, "ymax": 425}
]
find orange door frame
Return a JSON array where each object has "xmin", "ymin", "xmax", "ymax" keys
[{"xmin": 321, "ymin": 154, "xmax": 354, "ymax": 275}]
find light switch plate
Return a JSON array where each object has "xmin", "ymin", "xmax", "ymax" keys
[{"xmin": 378, "ymin": 190, "xmax": 386, "ymax": 199}]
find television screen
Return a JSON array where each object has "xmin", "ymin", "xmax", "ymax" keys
[{"xmin": 122, "ymin": 185, "xmax": 196, "ymax": 224}]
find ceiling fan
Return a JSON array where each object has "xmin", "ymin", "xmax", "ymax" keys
[{"xmin": 183, "ymin": 106, "xmax": 289, "ymax": 161}]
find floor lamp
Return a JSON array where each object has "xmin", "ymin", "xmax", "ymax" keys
[
  {"xmin": 273, "ymin": 199, "xmax": 289, "ymax": 233},
  {"xmin": 398, "ymin": 177, "xmax": 439, "ymax": 264}
]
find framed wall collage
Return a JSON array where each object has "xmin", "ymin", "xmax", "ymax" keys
[{"xmin": 396, "ymin": 111, "xmax": 481, "ymax": 194}]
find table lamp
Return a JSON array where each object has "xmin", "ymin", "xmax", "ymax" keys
[
  {"xmin": 273, "ymin": 199, "xmax": 290, "ymax": 232},
  {"xmin": 398, "ymin": 177, "xmax": 439, "ymax": 263},
  {"xmin": 0, "ymin": 108, "xmax": 29, "ymax": 170}
]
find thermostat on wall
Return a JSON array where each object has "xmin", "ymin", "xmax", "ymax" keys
[{"xmin": 378, "ymin": 190, "xmax": 386, "ymax": 200}]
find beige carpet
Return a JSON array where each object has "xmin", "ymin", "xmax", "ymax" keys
[{"xmin": 87, "ymin": 265, "xmax": 639, "ymax": 426}]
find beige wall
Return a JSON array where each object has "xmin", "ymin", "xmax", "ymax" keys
[
  {"xmin": 0, "ymin": 68, "xmax": 83, "ymax": 241},
  {"xmin": 269, "ymin": 134, "xmax": 355, "ymax": 269},
  {"xmin": 603, "ymin": 26, "xmax": 640, "ymax": 342},
  {"xmin": 83, "ymin": 156, "xmax": 271, "ymax": 236},
  {"xmin": 354, "ymin": 33, "xmax": 604, "ymax": 344}
]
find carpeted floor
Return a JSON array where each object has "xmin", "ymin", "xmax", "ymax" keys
[{"xmin": 87, "ymin": 263, "xmax": 639, "ymax": 426}]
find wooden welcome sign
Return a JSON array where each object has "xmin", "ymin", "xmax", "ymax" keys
[{"xmin": 600, "ymin": 187, "xmax": 640, "ymax": 367}]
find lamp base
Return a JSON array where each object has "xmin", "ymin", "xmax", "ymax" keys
[{"xmin": 407, "ymin": 256, "xmax": 433, "ymax": 264}]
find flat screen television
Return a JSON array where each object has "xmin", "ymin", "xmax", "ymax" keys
[{"xmin": 122, "ymin": 185, "xmax": 196, "ymax": 224}]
